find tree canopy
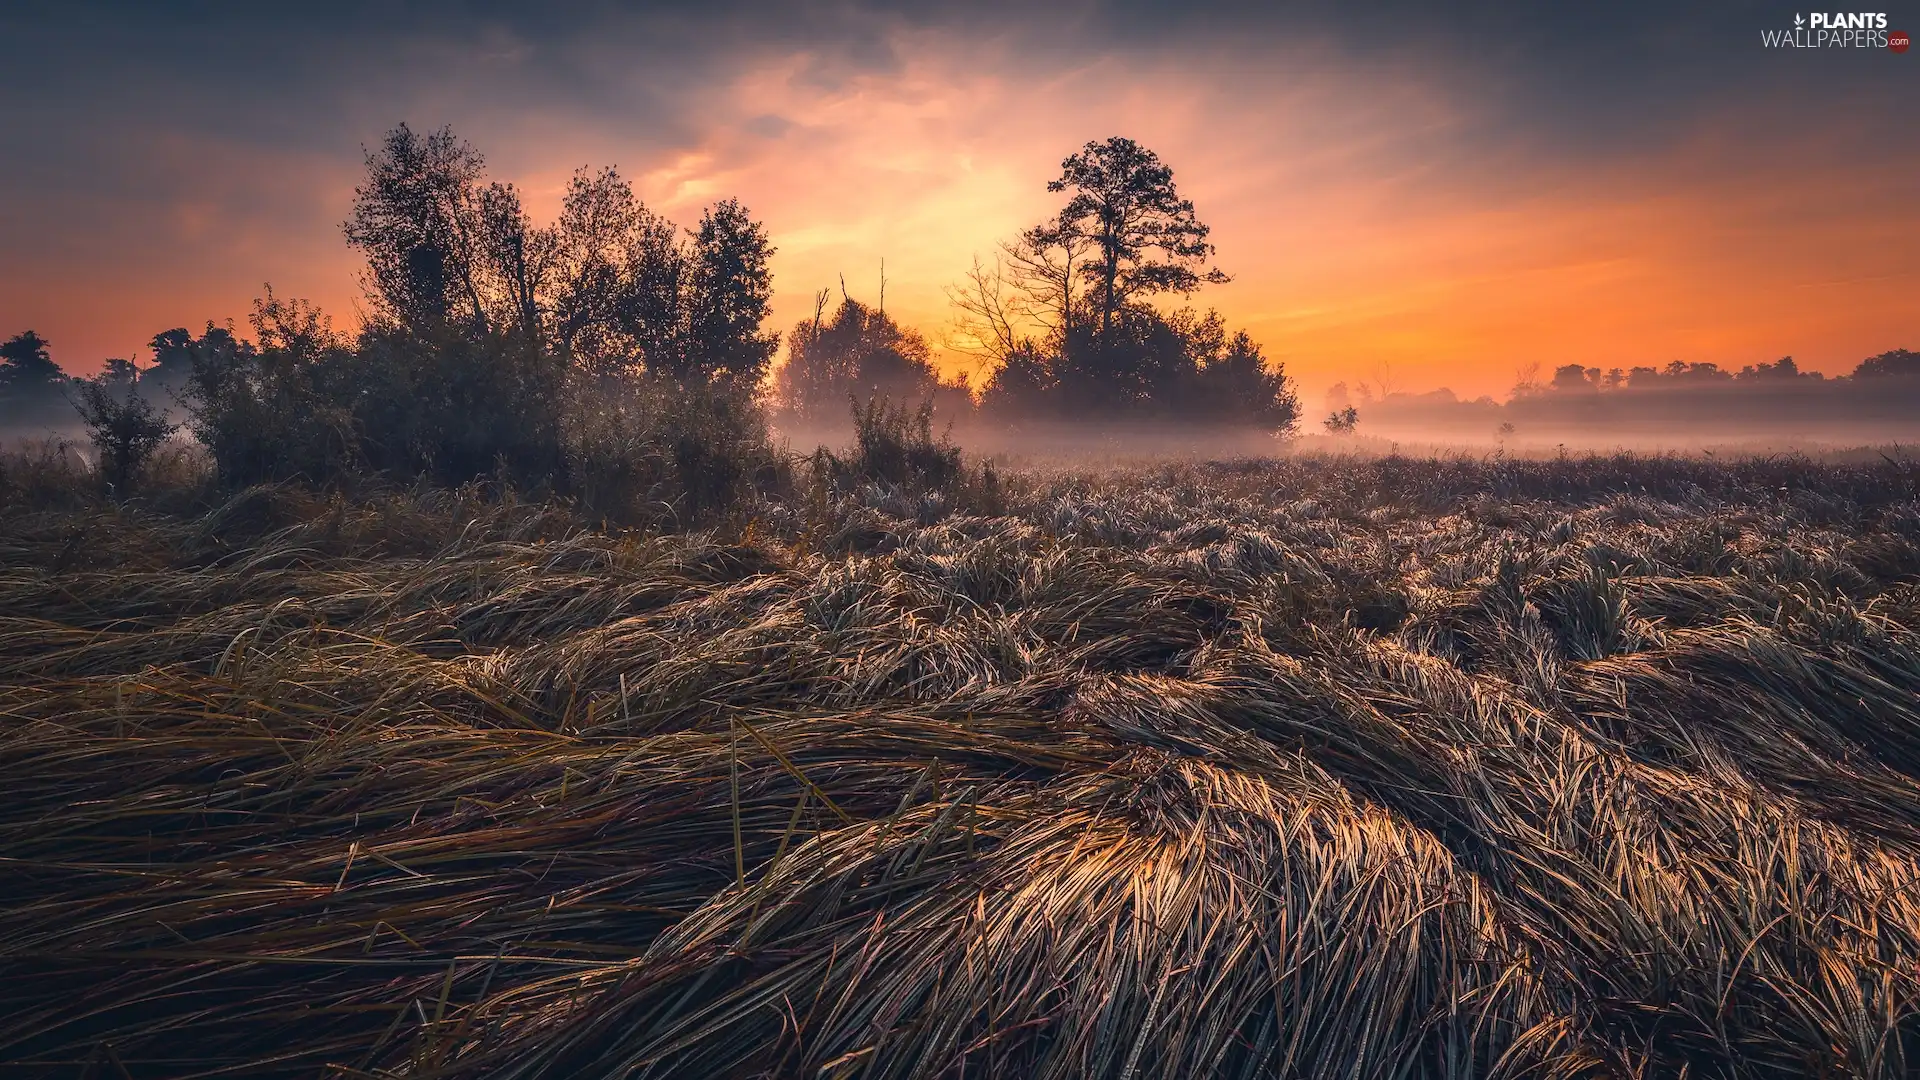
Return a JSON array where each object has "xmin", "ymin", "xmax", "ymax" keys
[
  {"xmin": 953, "ymin": 137, "xmax": 1294, "ymax": 435},
  {"xmin": 343, "ymin": 125, "xmax": 777, "ymax": 387},
  {"xmin": 1040, "ymin": 137, "xmax": 1228, "ymax": 339},
  {"xmin": 0, "ymin": 331, "xmax": 64, "ymax": 392},
  {"xmin": 778, "ymin": 290, "xmax": 941, "ymax": 423}
]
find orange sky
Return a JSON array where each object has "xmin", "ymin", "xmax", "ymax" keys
[{"xmin": 4, "ymin": 10, "xmax": 1915, "ymax": 403}]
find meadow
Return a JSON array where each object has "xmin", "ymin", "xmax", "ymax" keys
[{"xmin": 3, "ymin": 450, "xmax": 1919, "ymax": 1078}]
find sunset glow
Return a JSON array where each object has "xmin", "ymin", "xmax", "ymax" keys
[{"xmin": 3, "ymin": 3, "xmax": 1913, "ymax": 401}]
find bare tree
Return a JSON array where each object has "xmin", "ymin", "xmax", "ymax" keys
[
  {"xmin": 1511, "ymin": 360, "xmax": 1543, "ymax": 398},
  {"xmin": 1370, "ymin": 360, "xmax": 1396, "ymax": 399},
  {"xmin": 945, "ymin": 255, "xmax": 1023, "ymax": 365}
]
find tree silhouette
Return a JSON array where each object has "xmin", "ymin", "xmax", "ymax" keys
[
  {"xmin": 70, "ymin": 370, "xmax": 177, "ymax": 496},
  {"xmin": 0, "ymin": 330, "xmax": 72, "ymax": 426},
  {"xmin": 342, "ymin": 124, "xmax": 553, "ymax": 344},
  {"xmin": 543, "ymin": 165, "xmax": 700, "ymax": 377},
  {"xmin": 780, "ymin": 290, "xmax": 939, "ymax": 422},
  {"xmin": 345, "ymin": 125, "xmax": 779, "ymax": 389},
  {"xmin": 1551, "ymin": 364, "xmax": 1600, "ymax": 392},
  {"xmin": 680, "ymin": 198, "xmax": 778, "ymax": 385},
  {"xmin": 950, "ymin": 139, "xmax": 1293, "ymax": 429},
  {"xmin": 344, "ymin": 124, "xmax": 494, "ymax": 334},
  {"xmin": 978, "ymin": 345, "xmax": 1056, "ymax": 421},
  {"xmin": 1189, "ymin": 326, "xmax": 1300, "ymax": 433},
  {"xmin": 1041, "ymin": 137, "xmax": 1227, "ymax": 340},
  {"xmin": 1, "ymin": 331, "xmax": 64, "ymax": 392},
  {"xmin": 547, "ymin": 166, "xmax": 674, "ymax": 372},
  {"xmin": 1852, "ymin": 348, "xmax": 1920, "ymax": 379}
]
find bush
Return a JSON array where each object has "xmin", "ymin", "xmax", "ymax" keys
[
  {"xmin": 352, "ymin": 325, "xmax": 569, "ymax": 487},
  {"xmin": 815, "ymin": 395, "xmax": 964, "ymax": 496},
  {"xmin": 0, "ymin": 437, "xmax": 92, "ymax": 511},
  {"xmin": 175, "ymin": 294, "xmax": 788, "ymax": 527},
  {"xmin": 69, "ymin": 375, "xmax": 178, "ymax": 497},
  {"xmin": 180, "ymin": 306, "xmax": 358, "ymax": 487},
  {"xmin": 180, "ymin": 296, "xmax": 571, "ymax": 491},
  {"xmin": 564, "ymin": 373, "xmax": 790, "ymax": 527}
]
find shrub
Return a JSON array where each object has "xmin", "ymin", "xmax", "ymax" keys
[
  {"xmin": 181, "ymin": 296, "xmax": 570, "ymax": 491},
  {"xmin": 180, "ymin": 306, "xmax": 358, "ymax": 487},
  {"xmin": 564, "ymin": 372, "xmax": 790, "ymax": 527},
  {"xmin": 69, "ymin": 374, "xmax": 178, "ymax": 497},
  {"xmin": 352, "ymin": 325, "xmax": 569, "ymax": 487},
  {"xmin": 1324, "ymin": 406, "xmax": 1359, "ymax": 435},
  {"xmin": 0, "ymin": 437, "xmax": 91, "ymax": 511},
  {"xmin": 816, "ymin": 395, "xmax": 964, "ymax": 496}
]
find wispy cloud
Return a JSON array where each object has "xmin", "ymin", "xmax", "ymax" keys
[{"xmin": 1, "ymin": 2, "xmax": 1912, "ymax": 396}]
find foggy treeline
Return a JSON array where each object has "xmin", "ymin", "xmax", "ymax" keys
[
  {"xmin": 1, "ymin": 129, "xmax": 1307, "ymax": 494},
  {"xmin": 1335, "ymin": 352, "xmax": 1920, "ymax": 448},
  {"xmin": 3, "ymin": 123, "xmax": 1917, "ymax": 491}
]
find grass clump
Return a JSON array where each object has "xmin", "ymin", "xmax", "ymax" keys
[
  {"xmin": 814, "ymin": 395, "xmax": 964, "ymax": 494},
  {"xmin": 565, "ymin": 373, "xmax": 791, "ymax": 528}
]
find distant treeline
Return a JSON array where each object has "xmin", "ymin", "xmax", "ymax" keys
[{"xmin": 1326, "ymin": 351, "xmax": 1920, "ymax": 444}]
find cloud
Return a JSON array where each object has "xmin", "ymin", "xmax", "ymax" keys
[{"xmin": 1, "ymin": 1, "xmax": 1912, "ymax": 397}]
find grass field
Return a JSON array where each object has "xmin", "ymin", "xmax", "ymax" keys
[{"xmin": 4, "ymin": 453, "xmax": 1920, "ymax": 1078}]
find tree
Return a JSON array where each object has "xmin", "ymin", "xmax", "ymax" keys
[
  {"xmin": 1550, "ymin": 364, "xmax": 1600, "ymax": 392},
  {"xmin": 978, "ymin": 344, "xmax": 1056, "ymax": 421},
  {"xmin": 779, "ymin": 290, "xmax": 940, "ymax": 422},
  {"xmin": 546, "ymin": 166, "xmax": 671, "ymax": 372},
  {"xmin": 680, "ymin": 198, "xmax": 778, "ymax": 385},
  {"xmin": 1, "ymin": 331, "xmax": 65, "ymax": 394},
  {"xmin": 0, "ymin": 331, "xmax": 72, "ymax": 426},
  {"xmin": 345, "ymin": 124, "xmax": 489, "ymax": 332},
  {"xmin": 1041, "ymin": 137, "xmax": 1227, "ymax": 340},
  {"xmin": 1324, "ymin": 406, "xmax": 1359, "ymax": 435},
  {"xmin": 946, "ymin": 255, "xmax": 1027, "ymax": 368},
  {"xmin": 1852, "ymin": 348, "xmax": 1920, "ymax": 379},
  {"xmin": 1510, "ymin": 361, "xmax": 1543, "ymax": 398},
  {"xmin": 1056, "ymin": 301, "xmax": 1195, "ymax": 408},
  {"xmin": 946, "ymin": 138, "xmax": 1293, "ymax": 427},
  {"xmin": 337, "ymin": 122, "xmax": 779, "ymax": 420},
  {"xmin": 541, "ymin": 165, "xmax": 764, "ymax": 382},
  {"xmin": 1188, "ymin": 326, "xmax": 1300, "ymax": 434},
  {"xmin": 1370, "ymin": 360, "xmax": 1397, "ymax": 399},
  {"xmin": 343, "ymin": 124, "xmax": 548, "ymax": 342},
  {"xmin": 1660, "ymin": 360, "xmax": 1731, "ymax": 384}
]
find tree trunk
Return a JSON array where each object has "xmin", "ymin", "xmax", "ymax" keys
[
  {"xmin": 1101, "ymin": 249, "xmax": 1118, "ymax": 339},
  {"xmin": 512, "ymin": 235, "xmax": 539, "ymax": 347}
]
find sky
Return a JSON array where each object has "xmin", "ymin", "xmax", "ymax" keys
[{"xmin": 1, "ymin": 1, "xmax": 1915, "ymax": 401}]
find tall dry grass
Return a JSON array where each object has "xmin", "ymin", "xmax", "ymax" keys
[{"xmin": 2, "ymin": 452, "xmax": 1918, "ymax": 1077}]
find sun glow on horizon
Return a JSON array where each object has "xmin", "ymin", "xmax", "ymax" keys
[{"xmin": 4, "ymin": 27, "xmax": 1914, "ymax": 403}]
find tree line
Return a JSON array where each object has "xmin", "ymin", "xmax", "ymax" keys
[
  {"xmin": 1317, "ymin": 348, "xmax": 1920, "ymax": 444},
  {"xmin": 2, "ymin": 128, "xmax": 1306, "ymax": 503}
]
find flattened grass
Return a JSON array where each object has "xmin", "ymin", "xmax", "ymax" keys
[{"xmin": 3, "ymin": 454, "xmax": 1919, "ymax": 1077}]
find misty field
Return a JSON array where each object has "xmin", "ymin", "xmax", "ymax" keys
[{"xmin": 4, "ymin": 453, "xmax": 1920, "ymax": 1078}]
